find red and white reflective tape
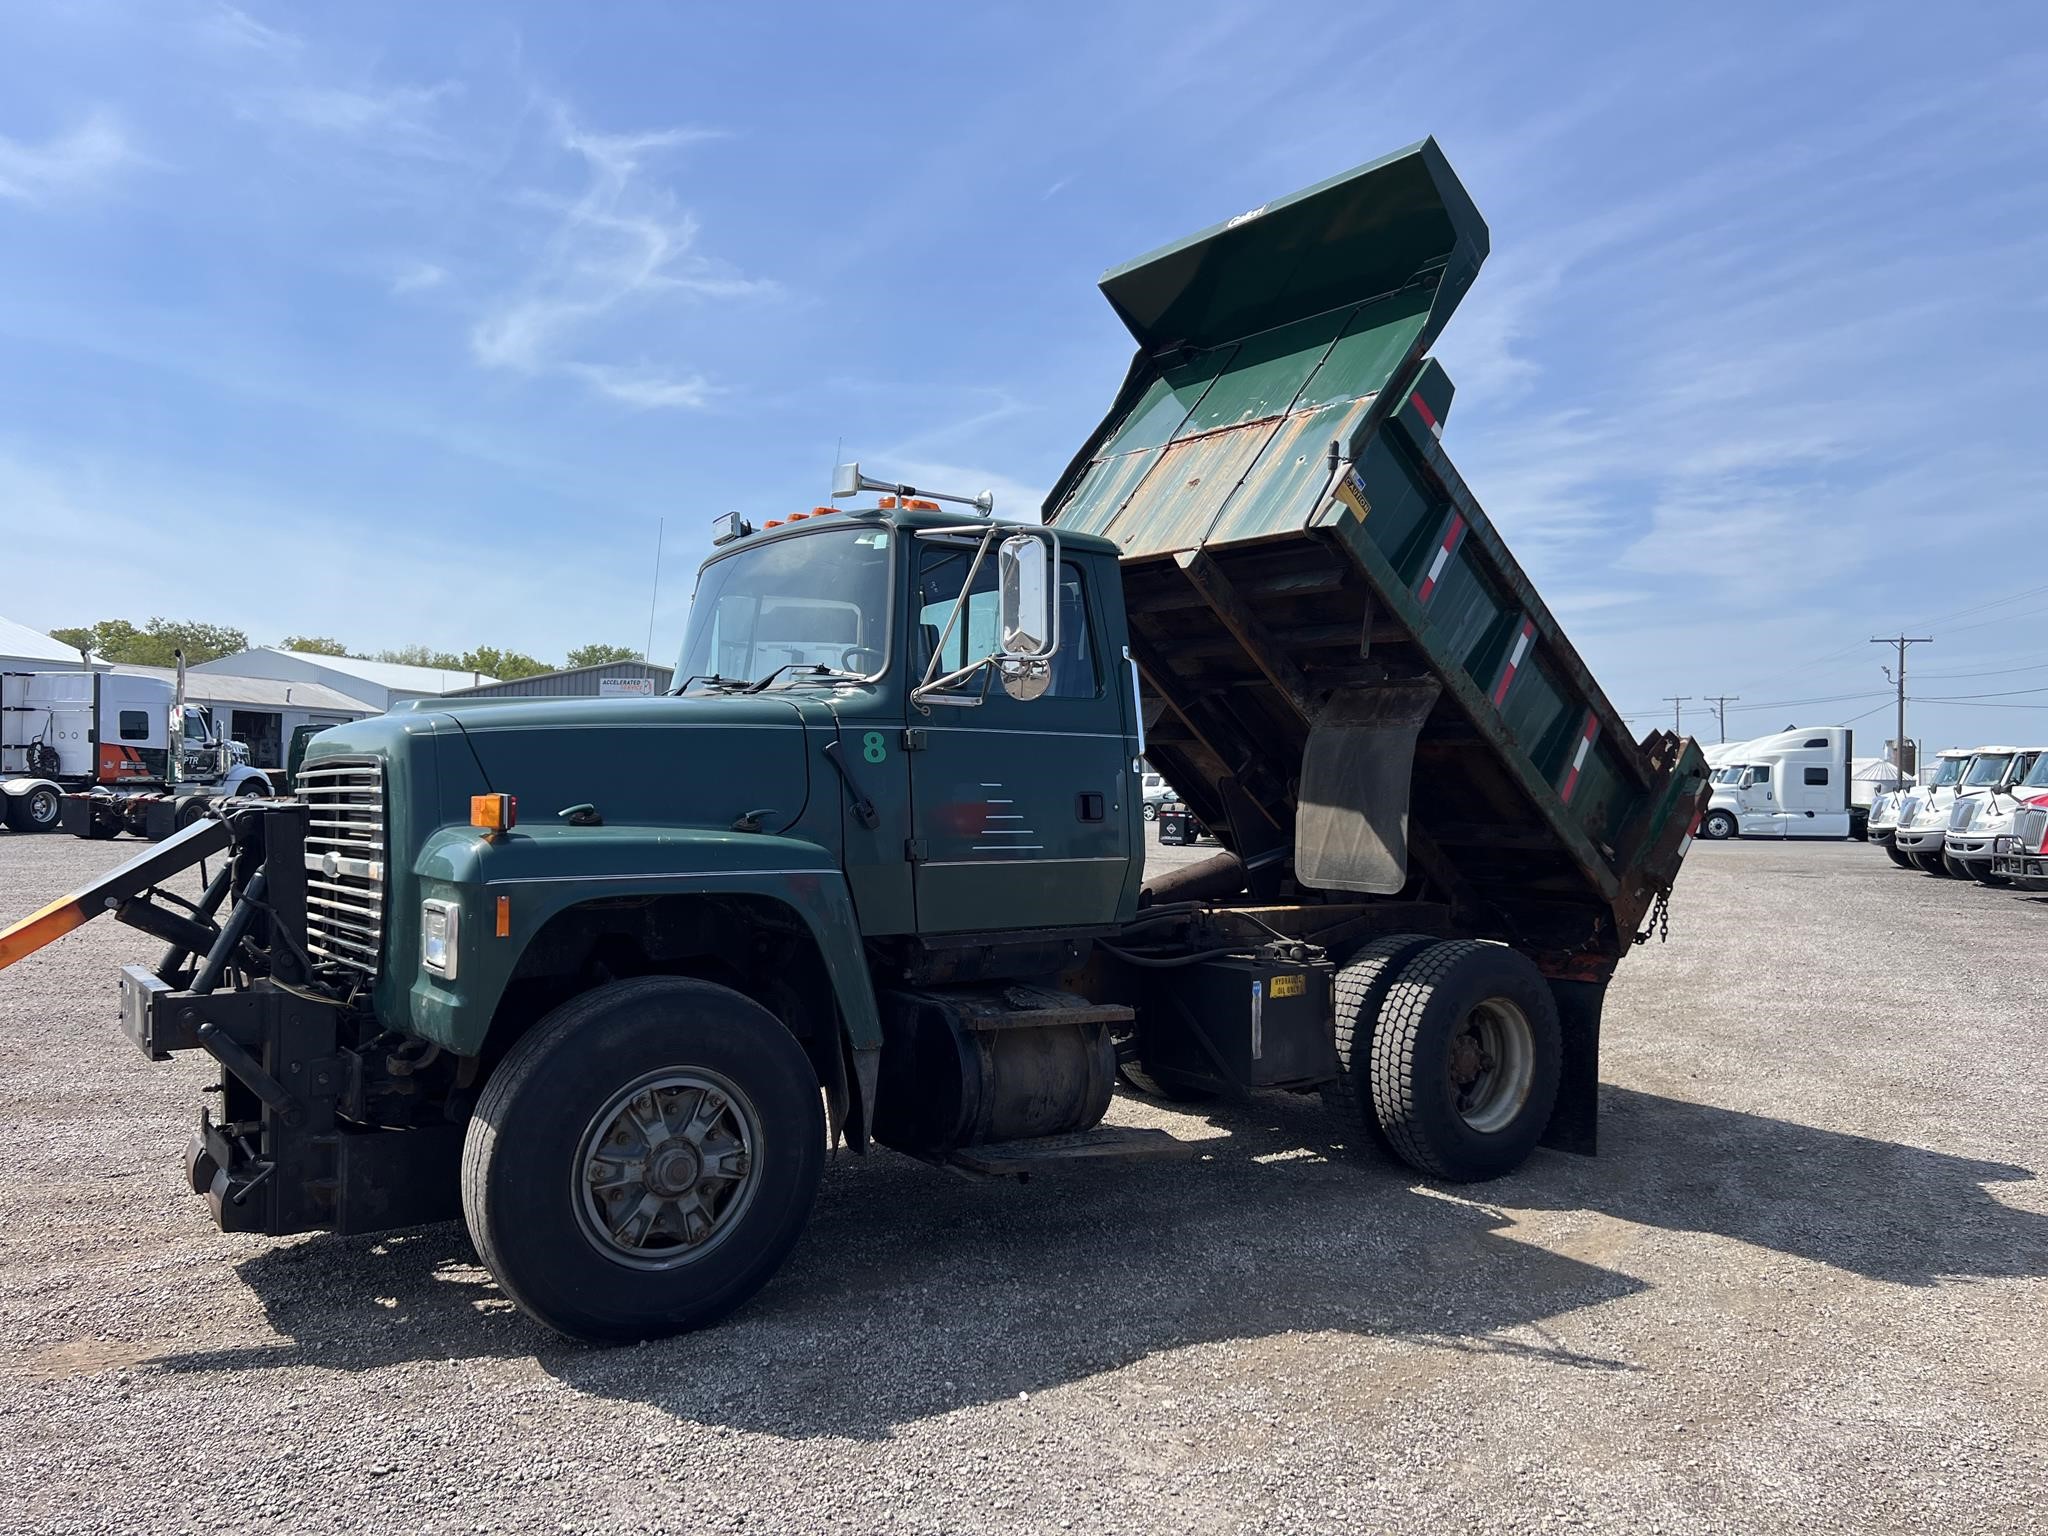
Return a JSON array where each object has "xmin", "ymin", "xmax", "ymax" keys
[
  {"xmin": 1560, "ymin": 710, "xmax": 1599, "ymax": 804},
  {"xmin": 1417, "ymin": 515, "xmax": 1465, "ymax": 603},
  {"xmin": 1677, "ymin": 808, "xmax": 1701, "ymax": 859},
  {"xmin": 1409, "ymin": 391, "xmax": 1443, "ymax": 439},
  {"xmin": 1491, "ymin": 618, "xmax": 1536, "ymax": 707}
]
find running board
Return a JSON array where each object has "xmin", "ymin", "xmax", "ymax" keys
[{"xmin": 944, "ymin": 1125, "xmax": 1195, "ymax": 1179}]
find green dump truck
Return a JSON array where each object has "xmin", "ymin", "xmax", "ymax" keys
[{"xmin": 0, "ymin": 139, "xmax": 1707, "ymax": 1342}]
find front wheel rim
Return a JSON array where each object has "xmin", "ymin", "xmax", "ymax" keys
[
  {"xmin": 1447, "ymin": 999, "xmax": 1536, "ymax": 1134},
  {"xmin": 572, "ymin": 1068, "xmax": 763, "ymax": 1271}
]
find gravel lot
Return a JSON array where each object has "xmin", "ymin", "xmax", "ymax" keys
[{"xmin": 0, "ymin": 829, "xmax": 2042, "ymax": 1534}]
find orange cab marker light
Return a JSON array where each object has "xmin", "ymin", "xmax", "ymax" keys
[
  {"xmin": 877, "ymin": 495, "xmax": 897, "ymax": 509},
  {"xmin": 810, "ymin": 506, "xmax": 837, "ymax": 516},
  {"xmin": 762, "ymin": 519, "xmax": 784, "ymax": 529},
  {"xmin": 495, "ymin": 894, "xmax": 511, "ymax": 938},
  {"xmin": 786, "ymin": 510, "xmax": 810, "ymax": 521},
  {"xmin": 471, "ymin": 793, "xmax": 517, "ymax": 835},
  {"xmin": 903, "ymin": 497, "xmax": 940, "ymax": 511}
]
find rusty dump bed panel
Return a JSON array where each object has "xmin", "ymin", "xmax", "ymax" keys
[{"xmin": 1046, "ymin": 139, "xmax": 1706, "ymax": 959}]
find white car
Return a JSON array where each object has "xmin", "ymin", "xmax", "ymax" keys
[
  {"xmin": 1945, "ymin": 748, "xmax": 2046, "ymax": 883},
  {"xmin": 1141, "ymin": 771, "xmax": 1174, "ymax": 822}
]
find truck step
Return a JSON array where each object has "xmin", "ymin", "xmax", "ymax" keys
[{"xmin": 944, "ymin": 1125, "xmax": 1194, "ymax": 1178}]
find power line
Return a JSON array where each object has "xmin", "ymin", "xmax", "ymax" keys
[
  {"xmin": 1914, "ymin": 660, "xmax": 2048, "ymax": 681},
  {"xmin": 1912, "ymin": 685, "xmax": 2048, "ymax": 701},
  {"xmin": 1872, "ymin": 635, "xmax": 1933, "ymax": 776}
]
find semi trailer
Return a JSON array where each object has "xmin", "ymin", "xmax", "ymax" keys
[
  {"xmin": 1, "ymin": 662, "xmax": 273, "ymax": 835},
  {"xmin": 0, "ymin": 139, "xmax": 1708, "ymax": 1342}
]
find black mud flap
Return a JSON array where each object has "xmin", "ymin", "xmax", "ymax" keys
[{"xmin": 1294, "ymin": 679, "xmax": 1442, "ymax": 894}]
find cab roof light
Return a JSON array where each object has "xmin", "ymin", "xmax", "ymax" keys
[
  {"xmin": 786, "ymin": 510, "xmax": 811, "ymax": 522},
  {"xmin": 762, "ymin": 519, "xmax": 785, "ymax": 529}
]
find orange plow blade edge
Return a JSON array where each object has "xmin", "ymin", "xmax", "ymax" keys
[{"xmin": 0, "ymin": 816, "xmax": 233, "ymax": 973}]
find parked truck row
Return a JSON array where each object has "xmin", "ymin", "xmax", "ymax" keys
[
  {"xmin": 1869, "ymin": 745, "xmax": 2048, "ymax": 889},
  {"xmin": 0, "ymin": 140, "xmax": 1708, "ymax": 1342},
  {"xmin": 1, "ymin": 661, "xmax": 275, "ymax": 837}
]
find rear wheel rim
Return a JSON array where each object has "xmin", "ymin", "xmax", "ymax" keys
[
  {"xmin": 1447, "ymin": 998, "xmax": 1535, "ymax": 1134},
  {"xmin": 29, "ymin": 789, "xmax": 57, "ymax": 821},
  {"xmin": 573, "ymin": 1068, "xmax": 763, "ymax": 1272}
]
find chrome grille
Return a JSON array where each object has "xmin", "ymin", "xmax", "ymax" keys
[
  {"xmin": 2017, "ymin": 807, "xmax": 2048, "ymax": 854},
  {"xmin": 298, "ymin": 756, "xmax": 386, "ymax": 976},
  {"xmin": 1948, "ymin": 796, "xmax": 1981, "ymax": 832}
]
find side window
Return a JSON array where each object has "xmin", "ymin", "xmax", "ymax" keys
[
  {"xmin": 1751, "ymin": 765, "xmax": 1771, "ymax": 784},
  {"xmin": 118, "ymin": 710, "xmax": 149, "ymax": 741},
  {"xmin": 1802, "ymin": 737, "xmax": 1828, "ymax": 748},
  {"xmin": 916, "ymin": 548, "xmax": 1098, "ymax": 698},
  {"xmin": 1804, "ymin": 767, "xmax": 1829, "ymax": 786}
]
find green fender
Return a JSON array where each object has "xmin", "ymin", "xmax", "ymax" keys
[{"xmin": 403, "ymin": 823, "xmax": 880, "ymax": 1074}]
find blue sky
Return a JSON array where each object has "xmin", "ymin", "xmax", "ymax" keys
[{"xmin": 0, "ymin": 1, "xmax": 2042, "ymax": 757}]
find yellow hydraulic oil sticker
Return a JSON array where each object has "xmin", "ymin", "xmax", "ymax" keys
[
  {"xmin": 1332, "ymin": 468, "xmax": 1371, "ymax": 521},
  {"xmin": 1269, "ymin": 972, "xmax": 1307, "ymax": 999}
]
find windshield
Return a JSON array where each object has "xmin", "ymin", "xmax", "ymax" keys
[
  {"xmin": 1712, "ymin": 765, "xmax": 1744, "ymax": 785},
  {"xmin": 2019, "ymin": 753, "xmax": 2048, "ymax": 790},
  {"xmin": 1929, "ymin": 756, "xmax": 1966, "ymax": 787},
  {"xmin": 676, "ymin": 526, "xmax": 893, "ymax": 687},
  {"xmin": 1962, "ymin": 753, "xmax": 2012, "ymax": 788}
]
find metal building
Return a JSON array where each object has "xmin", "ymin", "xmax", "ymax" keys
[{"xmin": 438, "ymin": 660, "xmax": 674, "ymax": 700}]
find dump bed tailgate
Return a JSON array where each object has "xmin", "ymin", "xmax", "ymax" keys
[{"xmin": 1046, "ymin": 139, "xmax": 1706, "ymax": 963}]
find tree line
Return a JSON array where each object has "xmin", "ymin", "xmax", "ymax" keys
[{"xmin": 47, "ymin": 619, "xmax": 642, "ymax": 680}]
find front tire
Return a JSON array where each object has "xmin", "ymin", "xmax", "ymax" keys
[
  {"xmin": 1700, "ymin": 809, "xmax": 1738, "ymax": 841},
  {"xmin": 1143, "ymin": 802, "xmax": 1158, "ymax": 822},
  {"xmin": 5, "ymin": 786, "xmax": 62, "ymax": 833},
  {"xmin": 462, "ymin": 976, "xmax": 824, "ymax": 1343},
  {"xmin": 1911, "ymin": 850, "xmax": 1948, "ymax": 875},
  {"xmin": 1369, "ymin": 941, "xmax": 1562, "ymax": 1183},
  {"xmin": 1884, "ymin": 841, "xmax": 1911, "ymax": 868}
]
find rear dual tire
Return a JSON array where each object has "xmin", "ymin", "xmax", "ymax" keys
[{"xmin": 1325, "ymin": 937, "xmax": 1562, "ymax": 1183}]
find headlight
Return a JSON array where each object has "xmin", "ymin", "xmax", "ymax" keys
[{"xmin": 421, "ymin": 899, "xmax": 460, "ymax": 979}]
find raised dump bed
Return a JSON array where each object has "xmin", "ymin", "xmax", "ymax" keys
[{"xmin": 1047, "ymin": 137, "xmax": 1704, "ymax": 974}]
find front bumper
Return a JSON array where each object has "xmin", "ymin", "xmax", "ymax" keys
[
  {"xmin": 1991, "ymin": 835, "xmax": 2048, "ymax": 881},
  {"xmin": 1944, "ymin": 833, "xmax": 2000, "ymax": 863},
  {"xmin": 1892, "ymin": 826, "xmax": 1947, "ymax": 854}
]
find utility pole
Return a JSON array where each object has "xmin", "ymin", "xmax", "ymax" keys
[
  {"xmin": 1871, "ymin": 635, "xmax": 1932, "ymax": 779},
  {"xmin": 1703, "ymin": 695, "xmax": 1740, "ymax": 743},
  {"xmin": 1662, "ymin": 695, "xmax": 1690, "ymax": 734}
]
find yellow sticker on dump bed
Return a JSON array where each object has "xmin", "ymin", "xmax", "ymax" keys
[
  {"xmin": 1332, "ymin": 468, "xmax": 1371, "ymax": 521},
  {"xmin": 1269, "ymin": 973, "xmax": 1307, "ymax": 998}
]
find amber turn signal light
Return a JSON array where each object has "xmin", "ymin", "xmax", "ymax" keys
[{"xmin": 471, "ymin": 793, "xmax": 518, "ymax": 834}]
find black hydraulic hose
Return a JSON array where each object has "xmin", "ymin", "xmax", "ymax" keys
[
  {"xmin": 191, "ymin": 872, "xmax": 266, "ymax": 997},
  {"xmin": 1097, "ymin": 941, "xmax": 1247, "ymax": 970},
  {"xmin": 156, "ymin": 859, "xmax": 235, "ymax": 982}
]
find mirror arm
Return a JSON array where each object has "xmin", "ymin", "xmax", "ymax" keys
[{"xmin": 919, "ymin": 528, "xmax": 999, "ymax": 690}]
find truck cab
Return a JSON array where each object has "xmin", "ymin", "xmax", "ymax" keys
[
  {"xmin": 1699, "ymin": 727, "xmax": 1853, "ymax": 840},
  {"xmin": 1939, "ymin": 747, "xmax": 2043, "ymax": 882},
  {"xmin": 1893, "ymin": 748, "xmax": 1987, "ymax": 873}
]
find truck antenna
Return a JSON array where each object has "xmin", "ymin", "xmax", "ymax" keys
[{"xmin": 643, "ymin": 517, "xmax": 666, "ymax": 662}]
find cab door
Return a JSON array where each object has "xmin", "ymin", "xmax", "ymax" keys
[{"xmin": 905, "ymin": 540, "xmax": 1133, "ymax": 934}]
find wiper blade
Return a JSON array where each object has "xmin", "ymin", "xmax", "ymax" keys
[{"xmin": 744, "ymin": 663, "xmax": 863, "ymax": 695}]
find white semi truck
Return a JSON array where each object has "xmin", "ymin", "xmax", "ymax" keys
[
  {"xmin": 1891, "ymin": 748, "xmax": 1992, "ymax": 874},
  {"xmin": 1938, "ymin": 747, "xmax": 2045, "ymax": 883},
  {"xmin": 1697, "ymin": 726, "xmax": 1859, "ymax": 840},
  {"xmin": 0, "ymin": 662, "xmax": 273, "ymax": 836}
]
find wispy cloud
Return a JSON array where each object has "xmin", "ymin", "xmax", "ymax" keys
[
  {"xmin": 239, "ymin": 81, "xmax": 463, "ymax": 160},
  {"xmin": 469, "ymin": 108, "xmax": 772, "ymax": 409},
  {"xmin": 0, "ymin": 110, "xmax": 139, "ymax": 203},
  {"xmin": 390, "ymin": 260, "xmax": 447, "ymax": 295},
  {"xmin": 197, "ymin": 3, "xmax": 301, "ymax": 57},
  {"xmin": 567, "ymin": 362, "xmax": 714, "ymax": 411}
]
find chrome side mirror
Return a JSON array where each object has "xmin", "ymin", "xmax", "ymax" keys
[
  {"xmin": 997, "ymin": 534, "xmax": 1052, "ymax": 658},
  {"xmin": 832, "ymin": 462, "xmax": 864, "ymax": 499}
]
